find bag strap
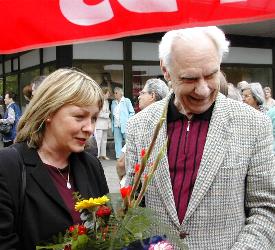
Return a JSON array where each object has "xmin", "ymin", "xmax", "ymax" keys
[{"xmin": 12, "ymin": 147, "xmax": 26, "ymax": 238}]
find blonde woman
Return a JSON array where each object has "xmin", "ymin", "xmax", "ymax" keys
[
  {"xmin": 95, "ymin": 87, "xmax": 111, "ymax": 160},
  {"xmin": 263, "ymin": 86, "xmax": 275, "ymax": 110},
  {"xmin": 0, "ymin": 68, "xmax": 109, "ymax": 249}
]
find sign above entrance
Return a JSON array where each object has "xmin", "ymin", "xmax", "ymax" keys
[{"xmin": 1, "ymin": 0, "xmax": 274, "ymax": 54}]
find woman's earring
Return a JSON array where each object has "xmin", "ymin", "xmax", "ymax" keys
[{"xmin": 46, "ymin": 118, "xmax": 51, "ymax": 122}]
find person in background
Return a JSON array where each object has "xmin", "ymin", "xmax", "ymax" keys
[
  {"xmin": 138, "ymin": 78, "xmax": 170, "ymax": 110},
  {"xmin": 0, "ymin": 91, "xmax": 22, "ymax": 147},
  {"xmin": 0, "ymin": 96, "xmax": 4, "ymax": 143},
  {"xmin": 126, "ymin": 26, "xmax": 275, "ymax": 249},
  {"xmin": 237, "ymin": 80, "xmax": 249, "ymax": 93},
  {"xmin": 22, "ymin": 84, "xmax": 33, "ymax": 103},
  {"xmin": 0, "ymin": 96, "xmax": 4, "ymax": 119},
  {"xmin": 0, "ymin": 68, "xmax": 109, "ymax": 249},
  {"xmin": 95, "ymin": 87, "xmax": 111, "ymax": 160},
  {"xmin": 111, "ymin": 87, "xmax": 135, "ymax": 159},
  {"xmin": 227, "ymin": 82, "xmax": 242, "ymax": 101},
  {"xmin": 267, "ymin": 106, "xmax": 275, "ymax": 154},
  {"xmin": 31, "ymin": 75, "xmax": 47, "ymax": 96},
  {"xmin": 242, "ymin": 82, "xmax": 266, "ymax": 112},
  {"xmin": 219, "ymin": 71, "xmax": 228, "ymax": 96},
  {"xmin": 116, "ymin": 78, "xmax": 169, "ymax": 183},
  {"xmin": 263, "ymin": 86, "xmax": 275, "ymax": 110}
]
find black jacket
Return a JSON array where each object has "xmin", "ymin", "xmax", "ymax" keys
[{"xmin": 0, "ymin": 142, "xmax": 109, "ymax": 250}]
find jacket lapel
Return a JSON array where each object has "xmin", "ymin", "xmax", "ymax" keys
[
  {"xmin": 183, "ymin": 94, "xmax": 232, "ymax": 223},
  {"xmin": 150, "ymin": 98, "xmax": 180, "ymax": 229},
  {"xmin": 21, "ymin": 144, "xmax": 71, "ymax": 214}
]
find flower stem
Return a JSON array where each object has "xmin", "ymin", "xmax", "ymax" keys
[{"xmin": 129, "ymin": 103, "xmax": 168, "ymax": 203}]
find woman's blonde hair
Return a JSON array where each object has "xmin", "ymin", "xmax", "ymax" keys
[{"xmin": 16, "ymin": 68, "xmax": 104, "ymax": 148}]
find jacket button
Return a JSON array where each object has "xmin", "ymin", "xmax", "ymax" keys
[{"xmin": 179, "ymin": 231, "xmax": 188, "ymax": 239}]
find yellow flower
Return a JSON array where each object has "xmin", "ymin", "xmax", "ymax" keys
[{"xmin": 75, "ymin": 195, "xmax": 110, "ymax": 211}]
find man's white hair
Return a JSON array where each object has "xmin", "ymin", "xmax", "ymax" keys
[{"xmin": 159, "ymin": 26, "xmax": 230, "ymax": 69}]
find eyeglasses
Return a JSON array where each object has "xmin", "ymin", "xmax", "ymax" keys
[
  {"xmin": 242, "ymin": 94, "xmax": 252, "ymax": 99},
  {"xmin": 139, "ymin": 91, "xmax": 149, "ymax": 96}
]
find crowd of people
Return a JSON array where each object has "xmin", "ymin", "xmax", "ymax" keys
[{"xmin": 0, "ymin": 26, "xmax": 274, "ymax": 250}]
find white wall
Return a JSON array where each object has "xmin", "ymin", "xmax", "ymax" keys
[{"xmin": 73, "ymin": 41, "xmax": 123, "ymax": 60}]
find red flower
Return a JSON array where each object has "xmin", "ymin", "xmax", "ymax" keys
[
  {"xmin": 141, "ymin": 148, "xmax": 146, "ymax": 158},
  {"xmin": 96, "ymin": 205, "xmax": 112, "ymax": 217},
  {"xmin": 77, "ymin": 225, "xmax": 87, "ymax": 235},
  {"xmin": 120, "ymin": 186, "xmax": 132, "ymax": 199},
  {"xmin": 134, "ymin": 163, "xmax": 140, "ymax": 173},
  {"xmin": 69, "ymin": 226, "xmax": 75, "ymax": 232}
]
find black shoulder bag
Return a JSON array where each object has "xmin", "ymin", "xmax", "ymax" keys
[{"xmin": 12, "ymin": 147, "xmax": 26, "ymax": 238}]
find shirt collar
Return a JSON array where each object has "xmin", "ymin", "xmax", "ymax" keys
[{"xmin": 167, "ymin": 93, "xmax": 214, "ymax": 122}]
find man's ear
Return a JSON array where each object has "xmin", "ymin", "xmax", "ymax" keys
[{"xmin": 160, "ymin": 60, "xmax": 170, "ymax": 82}]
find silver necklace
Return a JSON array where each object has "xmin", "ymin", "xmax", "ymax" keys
[{"xmin": 56, "ymin": 165, "xmax": 71, "ymax": 189}]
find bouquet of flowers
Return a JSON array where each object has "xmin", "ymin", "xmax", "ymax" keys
[{"xmin": 36, "ymin": 106, "xmax": 187, "ymax": 250}]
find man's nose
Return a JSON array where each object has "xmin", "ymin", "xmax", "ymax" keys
[{"xmin": 194, "ymin": 80, "xmax": 211, "ymax": 97}]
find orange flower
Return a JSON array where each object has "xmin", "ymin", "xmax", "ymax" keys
[
  {"xmin": 120, "ymin": 186, "xmax": 132, "ymax": 199},
  {"xmin": 141, "ymin": 148, "xmax": 146, "ymax": 158},
  {"xmin": 134, "ymin": 163, "xmax": 140, "ymax": 173}
]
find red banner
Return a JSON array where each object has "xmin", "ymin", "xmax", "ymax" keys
[{"xmin": 0, "ymin": 0, "xmax": 275, "ymax": 54}]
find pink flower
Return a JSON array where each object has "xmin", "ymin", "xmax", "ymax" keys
[{"xmin": 149, "ymin": 240, "xmax": 174, "ymax": 250}]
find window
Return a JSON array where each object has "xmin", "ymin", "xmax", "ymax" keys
[
  {"xmin": 222, "ymin": 66, "xmax": 272, "ymax": 89},
  {"xmin": 73, "ymin": 61, "xmax": 124, "ymax": 99}
]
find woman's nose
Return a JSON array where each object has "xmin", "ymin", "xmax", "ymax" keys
[{"xmin": 82, "ymin": 120, "xmax": 94, "ymax": 134}]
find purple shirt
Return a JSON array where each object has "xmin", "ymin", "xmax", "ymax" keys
[
  {"xmin": 46, "ymin": 164, "xmax": 82, "ymax": 225},
  {"xmin": 167, "ymin": 95, "xmax": 213, "ymax": 223}
]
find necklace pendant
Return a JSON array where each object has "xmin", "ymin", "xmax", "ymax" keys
[{"xmin": 67, "ymin": 181, "xmax": 71, "ymax": 189}]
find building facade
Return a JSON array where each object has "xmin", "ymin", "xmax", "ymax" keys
[{"xmin": 0, "ymin": 32, "xmax": 274, "ymax": 111}]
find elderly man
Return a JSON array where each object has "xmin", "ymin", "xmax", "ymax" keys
[
  {"xmin": 111, "ymin": 87, "xmax": 135, "ymax": 158},
  {"xmin": 126, "ymin": 26, "xmax": 275, "ymax": 249}
]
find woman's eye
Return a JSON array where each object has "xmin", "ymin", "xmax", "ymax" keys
[{"xmin": 74, "ymin": 115, "xmax": 84, "ymax": 120}]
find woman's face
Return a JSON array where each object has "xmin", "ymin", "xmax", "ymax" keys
[
  {"xmin": 264, "ymin": 89, "xmax": 271, "ymax": 99},
  {"xmin": 104, "ymin": 91, "xmax": 110, "ymax": 100},
  {"xmin": 138, "ymin": 86, "xmax": 155, "ymax": 110},
  {"xmin": 44, "ymin": 104, "xmax": 99, "ymax": 154},
  {"xmin": 242, "ymin": 89, "xmax": 258, "ymax": 109}
]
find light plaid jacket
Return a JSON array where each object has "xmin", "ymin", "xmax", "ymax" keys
[{"xmin": 125, "ymin": 93, "xmax": 275, "ymax": 250}]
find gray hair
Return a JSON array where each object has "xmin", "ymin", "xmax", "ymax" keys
[
  {"xmin": 227, "ymin": 83, "xmax": 242, "ymax": 102},
  {"xmin": 243, "ymin": 82, "xmax": 265, "ymax": 105},
  {"xmin": 159, "ymin": 26, "xmax": 230, "ymax": 69},
  {"xmin": 31, "ymin": 75, "xmax": 47, "ymax": 92},
  {"xmin": 114, "ymin": 87, "xmax": 123, "ymax": 95},
  {"xmin": 144, "ymin": 78, "xmax": 169, "ymax": 101}
]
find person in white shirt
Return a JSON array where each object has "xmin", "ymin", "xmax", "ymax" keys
[
  {"xmin": 111, "ymin": 87, "xmax": 135, "ymax": 159},
  {"xmin": 95, "ymin": 87, "xmax": 111, "ymax": 160}
]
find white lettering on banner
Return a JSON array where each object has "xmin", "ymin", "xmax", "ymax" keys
[
  {"xmin": 60, "ymin": 0, "xmax": 178, "ymax": 26},
  {"xmin": 117, "ymin": 0, "xmax": 178, "ymax": 13},
  {"xmin": 59, "ymin": 0, "xmax": 114, "ymax": 26}
]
